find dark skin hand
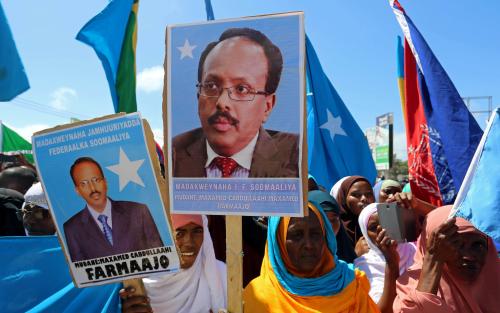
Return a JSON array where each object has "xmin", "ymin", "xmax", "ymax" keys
[
  {"xmin": 119, "ymin": 287, "xmax": 153, "ymax": 313},
  {"xmin": 387, "ymin": 192, "xmax": 436, "ymax": 216},
  {"xmin": 375, "ymin": 226, "xmax": 399, "ymax": 313},
  {"xmin": 355, "ymin": 236, "xmax": 370, "ymax": 257},
  {"xmin": 417, "ymin": 217, "xmax": 460, "ymax": 294}
]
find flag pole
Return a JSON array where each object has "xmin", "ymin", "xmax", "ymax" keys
[{"xmin": 449, "ymin": 108, "xmax": 499, "ymax": 217}]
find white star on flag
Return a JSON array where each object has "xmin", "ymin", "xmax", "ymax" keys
[
  {"xmin": 106, "ymin": 148, "xmax": 145, "ymax": 191},
  {"xmin": 177, "ymin": 39, "xmax": 197, "ymax": 60},
  {"xmin": 320, "ymin": 110, "xmax": 347, "ymax": 140}
]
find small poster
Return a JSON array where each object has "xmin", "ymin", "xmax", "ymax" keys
[
  {"xmin": 33, "ymin": 113, "xmax": 180, "ymax": 287},
  {"xmin": 165, "ymin": 12, "xmax": 306, "ymax": 216}
]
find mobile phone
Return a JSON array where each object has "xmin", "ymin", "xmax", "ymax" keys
[{"xmin": 376, "ymin": 203, "xmax": 417, "ymax": 243}]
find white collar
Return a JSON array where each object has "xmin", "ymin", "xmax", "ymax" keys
[
  {"xmin": 205, "ymin": 132, "xmax": 259, "ymax": 170},
  {"xmin": 87, "ymin": 198, "xmax": 112, "ymax": 220}
]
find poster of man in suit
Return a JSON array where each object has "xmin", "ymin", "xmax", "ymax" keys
[
  {"xmin": 165, "ymin": 13, "xmax": 305, "ymax": 216},
  {"xmin": 33, "ymin": 113, "xmax": 180, "ymax": 287}
]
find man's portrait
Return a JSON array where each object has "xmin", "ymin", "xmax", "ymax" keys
[
  {"xmin": 170, "ymin": 19, "xmax": 302, "ymax": 179},
  {"xmin": 167, "ymin": 13, "xmax": 304, "ymax": 216},
  {"xmin": 63, "ymin": 157, "xmax": 164, "ymax": 262}
]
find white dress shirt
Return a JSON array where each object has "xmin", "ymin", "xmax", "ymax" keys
[
  {"xmin": 205, "ymin": 132, "xmax": 259, "ymax": 178},
  {"xmin": 87, "ymin": 198, "xmax": 113, "ymax": 232}
]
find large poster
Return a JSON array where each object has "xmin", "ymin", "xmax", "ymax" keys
[
  {"xmin": 33, "ymin": 113, "xmax": 180, "ymax": 287},
  {"xmin": 165, "ymin": 12, "xmax": 305, "ymax": 216}
]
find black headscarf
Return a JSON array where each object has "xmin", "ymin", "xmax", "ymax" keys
[
  {"xmin": 334, "ymin": 176, "xmax": 372, "ymax": 246},
  {"xmin": 0, "ymin": 188, "xmax": 26, "ymax": 236},
  {"xmin": 308, "ymin": 188, "xmax": 357, "ymax": 263}
]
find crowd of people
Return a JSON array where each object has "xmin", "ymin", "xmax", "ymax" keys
[{"xmin": 2, "ymin": 154, "xmax": 498, "ymax": 313}]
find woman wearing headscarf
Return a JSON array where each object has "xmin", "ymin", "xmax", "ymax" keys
[
  {"xmin": 331, "ymin": 175, "xmax": 375, "ymax": 256},
  {"xmin": 354, "ymin": 203, "xmax": 416, "ymax": 312},
  {"xmin": 309, "ymin": 176, "xmax": 357, "ymax": 263},
  {"xmin": 243, "ymin": 190, "xmax": 380, "ymax": 313},
  {"xmin": 378, "ymin": 180, "xmax": 402, "ymax": 203},
  {"xmin": 121, "ymin": 214, "xmax": 227, "ymax": 313},
  {"xmin": 393, "ymin": 206, "xmax": 500, "ymax": 312},
  {"xmin": 373, "ymin": 180, "xmax": 384, "ymax": 203}
]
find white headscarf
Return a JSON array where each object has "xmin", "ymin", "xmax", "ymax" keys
[
  {"xmin": 353, "ymin": 203, "xmax": 416, "ymax": 302},
  {"xmin": 23, "ymin": 182, "xmax": 49, "ymax": 210},
  {"xmin": 143, "ymin": 215, "xmax": 227, "ymax": 313},
  {"xmin": 329, "ymin": 176, "xmax": 348, "ymax": 199}
]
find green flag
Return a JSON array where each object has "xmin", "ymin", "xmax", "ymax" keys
[
  {"xmin": 76, "ymin": 0, "xmax": 138, "ymax": 113},
  {"xmin": 0, "ymin": 122, "xmax": 33, "ymax": 163}
]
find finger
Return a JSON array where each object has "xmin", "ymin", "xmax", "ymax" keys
[
  {"xmin": 386, "ymin": 196, "xmax": 396, "ymax": 203},
  {"xmin": 405, "ymin": 192, "xmax": 413, "ymax": 201},
  {"xmin": 378, "ymin": 229, "xmax": 387, "ymax": 242},
  {"xmin": 435, "ymin": 218, "xmax": 456, "ymax": 234},
  {"xmin": 119, "ymin": 287, "xmax": 136, "ymax": 299},
  {"xmin": 122, "ymin": 296, "xmax": 150, "ymax": 310},
  {"xmin": 395, "ymin": 193, "xmax": 409, "ymax": 208},
  {"xmin": 441, "ymin": 225, "xmax": 458, "ymax": 238},
  {"xmin": 439, "ymin": 219, "xmax": 458, "ymax": 234}
]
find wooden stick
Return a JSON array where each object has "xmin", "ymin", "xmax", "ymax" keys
[
  {"xmin": 226, "ymin": 215, "xmax": 243, "ymax": 313},
  {"xmin": 123, "ymin": 278, "xmax": 146, "ymax": 296}
]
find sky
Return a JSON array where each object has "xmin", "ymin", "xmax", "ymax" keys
[{"xmin": 2, "ymin": 0, "xmax": 500, "ymax": 159}]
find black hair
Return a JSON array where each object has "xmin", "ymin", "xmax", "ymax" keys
[
  {"xmin": 69, "ymin": 157, "xmax": 104, "ymax": 186},
  {"xmin": 197, "ymin": 27, "xmax": 283, "ymax": 95}
]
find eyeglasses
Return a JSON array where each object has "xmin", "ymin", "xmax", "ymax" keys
[
  {"xmin": 196, "ymin": 82, "xmax": 269, "ymax": 101},
  {"xmin": 78, "ymin": 176, "xmax": 103, "ymax": 188},
  {"xmin": 16, "ymin": 202, "xmax": 50, "ymax": 221}
]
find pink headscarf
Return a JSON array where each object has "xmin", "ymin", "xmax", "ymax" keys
[
  {"xmin": 171, "ymin": 214, "xmax": 203, "ymax": 230},
  {"xmin": 394, "ymin": 205, "xmax": 500, "ymax": 313}
]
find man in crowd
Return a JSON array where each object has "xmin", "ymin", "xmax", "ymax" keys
[
  {"xmin": 0, "ymin": 165, "xmax": 37, "ymax": 195},
  {"xmin": 20, "ymin": 182, "xmax": 56, "ymax": 236}
]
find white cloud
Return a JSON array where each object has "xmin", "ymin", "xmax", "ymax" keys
[
  {"xmin": 137, "ymin": 66, "xmax": 164, "ymax": 93},
  {"xmin": 393, "ymin": 131, "xmax": 407, "ymax": 160},
  {"xmin": 50, "ymin": 87, "xmax": 77, "ymax": 110},
  {"xmin": 12, "ymin": 124, "xmax": 51, "ymax": 142}
]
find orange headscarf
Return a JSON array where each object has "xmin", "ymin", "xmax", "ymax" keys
[
  {"xmin": 243, "ymin": 204, "xmax": 380, "ymax": 313},
  {"xmin": 394, "ymin": 205, "xmax": 500, "ymax": 312},
  {"xmin": 277, "ymin": 204, "xmax": 335, "ymax": 278}
]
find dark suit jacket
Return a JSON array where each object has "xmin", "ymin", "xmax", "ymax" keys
[
  {"xmin": 172, "ymin": 127, "xmax": 300, "ymax": 285},
  {"xmin": 63, "ymin": 199, "xmax": 164, "ymax": 262},
  {"xmin": 172, "ymin": 127, "xmax": 299, "ymax": 177}
]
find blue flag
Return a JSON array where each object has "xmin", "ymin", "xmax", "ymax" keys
[
  {"xmin": 452, "ymin": 108, "xmax": 500, "ymax": 248},
  {"xmin": 76, "ymin": 0, "xmax": 137, "ymax": 113},
  {"xmin": 391, "ymin": 0, "xmax": 483, "ymax": 204},
  {"xmin": 0, "ymin": 236, "xmax": 120, "ymax": 313},
  {"xmin": 204, "ymin": 0, "xmax": 215, "ymax": 20},
  {"xmin": 306, "ymin": 36, "xmax": 376, "ymax": 188},
  {"xmin": 0, "ymin": 3, "xmax": 29, "ymax": 101}
]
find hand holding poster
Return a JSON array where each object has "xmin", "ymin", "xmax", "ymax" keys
[
  {"xmin": 33, "ymin": 113, "xmax": 180, "ymax": 287},
  {"xmin": 165, "ymin": 12, "xmax": 306, "ymax": 216}
]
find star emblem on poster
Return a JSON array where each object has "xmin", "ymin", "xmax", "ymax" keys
[
  {"xmin": 107, "ymin": 147, "xmax": 145, "ymax": 191},
  {"xmin": 320, "ymin": 110, "xmax": 347, "ymax": 139},
  {"xmin": 177, "ymin": 39, "xmax": 197, "ymax": 60}
]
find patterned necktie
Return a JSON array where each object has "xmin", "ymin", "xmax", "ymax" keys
[
  {"xmin": 97, "ymin": 214, "xmax": 113, "ymax": 245},
  {"xmin": 213, "ymin": 157, "xmax": 239, "ymax": 178}
]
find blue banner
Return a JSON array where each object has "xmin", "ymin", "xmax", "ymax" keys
[{"xmin": 0, "ymin": 236, "xmax": 120, "ymax": 313}]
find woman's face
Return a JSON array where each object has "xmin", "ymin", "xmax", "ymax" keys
[
  {"xmin": 346, "ymin": 181, "xmax": 375, "ymax": 216},
  {"xmin": 286, "ymin": 212, "xmax": 325, "ymax": 273},
  {"xmin": 366, "ymin": 213, "xmax": 379, "ymax": 244},
  {"xmin": 378, "ymin": 185, "xmax": 402, "ymax": 203},
  {"xmin": 325, "ymin": 211, "xmax": 341, "ymax": 235},
  {"xmin": 447, "ymin": 232, "xmax": 488, "ymax": 282},
  {"xmin": 175, "ymin": 222, "xmax": 204, "ymax": 269}
]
